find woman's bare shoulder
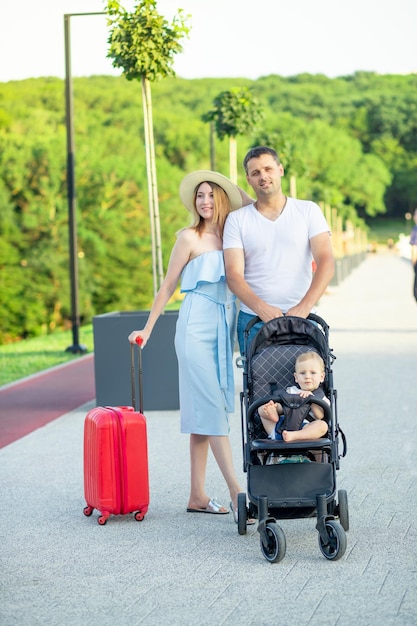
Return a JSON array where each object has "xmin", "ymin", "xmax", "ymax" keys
[{"xmin": 176, "ymin": 226, "xmax": 196, "ymax": 240}]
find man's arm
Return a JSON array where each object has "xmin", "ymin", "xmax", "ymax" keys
[
  {"xmin": 286, "ymin": 232, "xmax": 335, "ymax": 319},
  {"xmin": 223, "ymin": 248, "xmax": 285, "ymax": 321}
]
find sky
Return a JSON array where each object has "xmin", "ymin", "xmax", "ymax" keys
[{"xmin": 0, "ymin": 0, "xmax": 416, "ymax": 82}]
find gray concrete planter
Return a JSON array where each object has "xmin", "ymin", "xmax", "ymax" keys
[{"xmin": 93, "ymin": 310, "xmax": 179, "ymax": 411}]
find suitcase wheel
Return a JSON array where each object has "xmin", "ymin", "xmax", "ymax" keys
[
  {"xmin": 83, "ymin": 506, "xmax": 93, "ymax": 517},
  {"xmin": 134, "ymin": 511, "xmax": 145, "ymax": 522},
  {"xmin": 97, "ymin": 514, "xmax": 109, "ymax": 525}
]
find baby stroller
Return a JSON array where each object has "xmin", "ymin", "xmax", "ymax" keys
[{"xmin": 236, "ymin": 313, "xmax": 348, "ymax": 563}]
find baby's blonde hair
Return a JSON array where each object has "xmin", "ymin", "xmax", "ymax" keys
[{"xmin": 295, "ymin": 351, "xmax": 325, "ymax": 372}]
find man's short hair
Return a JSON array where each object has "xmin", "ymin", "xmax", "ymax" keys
[{"xmin": 243, "ymin": 146, "xmax": 280, "ymax": 173}]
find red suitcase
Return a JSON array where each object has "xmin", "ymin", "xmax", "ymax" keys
[{"xmin": 83, "ymin": 341, "xmax": 149, "ymax": 525}]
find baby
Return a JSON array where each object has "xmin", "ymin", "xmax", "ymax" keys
[{"xmin": 259, "ymin": 351, "xmax": 329, "ymax": 442}]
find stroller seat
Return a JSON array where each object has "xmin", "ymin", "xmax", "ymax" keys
[{"xmin": 248, "ymin": 391, "xmax": 334, "ymax": 463}]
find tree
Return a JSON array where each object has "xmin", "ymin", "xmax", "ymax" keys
[
  {"xmin": 202, "ymin": 87, "xmax": 263, "ymax": 183},
  {"xmin": 106, "ymin": 0, "xmax": 190, "ymax": 294}
]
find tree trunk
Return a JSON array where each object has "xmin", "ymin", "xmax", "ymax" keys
[
  {"xmin": 141, "ymin": 77, "xmax": 157, "ymax": 295},
  {"xmin": 141, "ymin": 76, "xmax": 164, "ymax": 295},
  {"xmin": 290, "ymin": 174, "xmax": 297, "ymax": 197},
  {"xmin": 229, "ymin": 136, "xmax": 237, "ymax": 184},
  {"xmin": 210, "ymin": 121, "xmax": 216, "ymax": 171}
]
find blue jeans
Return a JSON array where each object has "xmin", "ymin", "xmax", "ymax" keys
[{"xmin": 237, "ymin": 311, "xmax": 264, "ymax": 355}]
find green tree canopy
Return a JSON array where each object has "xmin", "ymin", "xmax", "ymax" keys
[
  {"xmin": 202, "ymin": 87, "xmax": 263, "ymax": 182},
  {"xmin": 106, "ymin": 0, "xmax": 190, "ymax": 82}
]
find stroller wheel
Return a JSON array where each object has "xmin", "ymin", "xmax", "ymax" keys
[
  {"xmin": 318, "ymin": 520, "xmax": 347, "ymax": 561},
  {"xmin": 260, "ymin": 522, "xmax": 286, "ymax": 563},
  {"xmin": 237, "ymin": 492, "xmax": 248, "ymax": 535},
  {"xmin": 336, "ymin": 489, "xmax": 349, "ymax": 531}
]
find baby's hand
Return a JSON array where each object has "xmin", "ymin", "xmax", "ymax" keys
[{"xmin": 297, "ymin": 390, "xmax": 313, "ymax": 399}]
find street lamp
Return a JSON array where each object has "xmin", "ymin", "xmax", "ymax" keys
[{"xmin": 64, "ymin": 12, "xmax": 105, "ymax": 353}]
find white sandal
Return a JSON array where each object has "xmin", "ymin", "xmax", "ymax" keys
[{"xmin": 187, "ymin": 498, "xmax": 229, "ymax": 514}]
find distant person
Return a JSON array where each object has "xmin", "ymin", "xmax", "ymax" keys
[
  {"xmin": 410, "ymin": 208, "xmax": 417, "ymax": 302},
  {"xmin": 222, "ymin": 146, "xmax": 335, "ymax": 354},
  {"xmin": 259, "ymin": 351, "xmax": 329, "ymax": 442}
]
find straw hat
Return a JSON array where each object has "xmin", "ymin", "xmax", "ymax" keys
[{"xmin": 179, "ymin": 170, "xmax": 243, "ymax": 213}]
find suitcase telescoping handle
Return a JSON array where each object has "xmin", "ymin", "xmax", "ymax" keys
[{"xmin": 130, "ymin": 337, "xmax": 144, "ymax": 414}]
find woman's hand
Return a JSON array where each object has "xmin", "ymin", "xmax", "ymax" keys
[{"xmin": 128, "ymin": 329, "xmax": 150, "ymax": 347}]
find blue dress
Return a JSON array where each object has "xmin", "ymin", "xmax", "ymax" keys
[{"xmin": 174, "ymin": 251, "xmax": 237, "ymax": 435}]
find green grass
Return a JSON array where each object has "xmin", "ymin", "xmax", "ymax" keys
[
  {"xmin": 366, "ymin": 217, "xmax": 412, "ymax": 244},
  {"xmin": 0, "ymin": 325, "xmax": 94, "ymax": 387}
]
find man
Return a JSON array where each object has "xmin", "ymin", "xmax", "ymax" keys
[
  {"xmin": 223, "ymin": 146, "xmax": 335, "ymax": 353},
  {"xmin": 410, "ymin": 208, "xmax": 417, "ymax": 302}
]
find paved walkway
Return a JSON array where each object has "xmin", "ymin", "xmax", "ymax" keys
[{"xmin": 1, "ymin": 250, "xmax": 416, "ymax": 626}]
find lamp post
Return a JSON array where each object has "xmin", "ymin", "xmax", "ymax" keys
[{"xmin": 64, "ymin": 12, "xmax": 105, "ymax": 353}]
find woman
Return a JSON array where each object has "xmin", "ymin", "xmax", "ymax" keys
[{"xmin": 128, "ymin": 170, "xmax": 253, "ymax": 522}]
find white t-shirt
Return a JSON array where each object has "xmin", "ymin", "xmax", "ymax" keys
[{"xmin": 223, "ymin": 199, "xmax": 330, "ymax": 314}]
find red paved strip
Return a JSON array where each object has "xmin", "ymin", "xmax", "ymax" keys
[{"xmin": 0, "ymin": 354, "xmax": 95, "ymax": 449}]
